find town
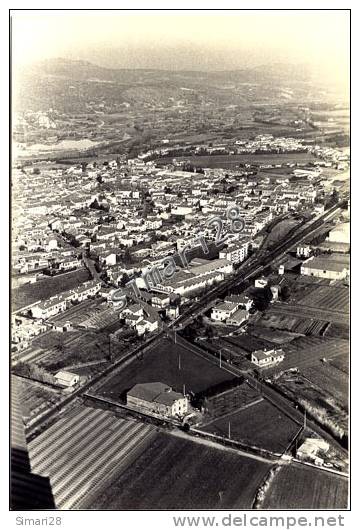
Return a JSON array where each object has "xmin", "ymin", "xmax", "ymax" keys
[{"xmin": 11, "ymin": 20, "xmax": 350, "ymax": 512}]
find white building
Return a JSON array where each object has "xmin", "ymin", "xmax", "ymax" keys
[
  {"xmin": 211, "ymin": 302, "xmax": 239, "ymax": 322},
  {"xmin": 251, "ymin": 348, "xmax": 285, "ymax": 367},
  {"xmin": 219, "ymin": 240, "xmax": 249, "ymax": 264},
  {"xmin": 301, "ymin": 255, "xmax": 349, "ymax": 280},
  {"xmin": 54, "ymin": 371, "xmax": 80, "ymax": 388}
]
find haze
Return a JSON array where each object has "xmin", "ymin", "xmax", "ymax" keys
[{"xmin": 12, "ymin": 11, "xmax": 349, "ymax": 87}]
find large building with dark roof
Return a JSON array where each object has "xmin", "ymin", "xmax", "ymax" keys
[{"xmin": 127, "ymin": 382, "xmax": 188, "ymax": 418}]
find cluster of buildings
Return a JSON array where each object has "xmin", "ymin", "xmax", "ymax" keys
[
  {"xmin": 12, "ymin": 131, "xmax": 348, "ymax": 357},
  {"xmin": 30, "ymin": 280, "xmax": 101, "ymax": 320}
]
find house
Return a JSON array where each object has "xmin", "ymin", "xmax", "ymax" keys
[
  {"xmin": 31, "ymin": 294, "xmax": 68, "ymax": 319},
  {"xmin": 59, "ymin": 256, "xmax": 80, "ymax": 271},
  {"xmin": 296, "ymin": 245, "xmax": 312, "ymax": 258},
  {"xmin": 251, "ymin": 348, "xmax": 285, "ymax": 367},
  {"xmin": 54, "ymin": 371, "xmax": 80, "ymax": 388},
  {"xmin": 127, "ymin": 382, "xmax": 188, "ymax": 418},
  {"xmin": 166, "ymin": 305, "xmax": 180, "ymax": 319},
  {"xmin": 211, "ymin": 302, "xmax": 239, "ymax": 322},
  {"xmin": 255, "ymin": 276, "xmax": 268, "ymax": 288},
  {"xmin": 224, "ymin": 294, "xmax": 253, "ymax": 311},
  {"xmin": 71, "ymin": 280, "xmax": 101, "ymax": 302},
  {"xmin": 226, "ymin": 308, "xmax": 249, "ymax": 327},
  {"xmin": 151, "ymin": 291, "xmax": 171, "ymax": 309},
  {"xmin": 297, "ymin": 438, "xmax": 329, "ymax": 466},
  {"xmin": 135, "ymin": 314, "xmax": 159, "ymax": 336}
]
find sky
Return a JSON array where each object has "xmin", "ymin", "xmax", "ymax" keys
[{"xmin": 11, "ymin": 10, "xmax": 350, "ymax": 84}]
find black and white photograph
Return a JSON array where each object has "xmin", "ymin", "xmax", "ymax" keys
[{"xmin": 9, "ymin": 7, "xmax": 350, "ymax": 517}]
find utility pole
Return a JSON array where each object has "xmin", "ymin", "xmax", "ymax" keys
[
  {"xmin": 304, "ymin": 410, "xmax": 307, "ymax": 430},
  {"xmin": 183, "ymin": 384, "xmax": 186, "ymax": 396},
  {"xmin": 219, "ymin": 349, "xmax": 222, "ymax": 369},
  {"xmin": 228, "ymin": 421, "xmax": 231, "ymax": 439},
  {"xmin": 178, "ymin": 354, "xmax": 181, "ymax": 371},
  {"xmin": 174, "ymin": 331, "xmax": 177, "ymax": 344}
]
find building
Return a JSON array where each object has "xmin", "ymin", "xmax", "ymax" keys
[
  {"xmin": 54, "ymin": 371, "xmax": 80, "ymax": 388},
  {"xmin": 251, "ymin": 348, "xmax": 285, "ymax": 367},
  {"xmin": 127, "ymin": 382, "xmax": 188, "ymax": 418},
  {"xmin": 31, "ymin": 294, "xmax": 68, "ymax": 319},
  {"xmin": 226, "ymin": 308, "xmax": 249, "ymax": 327},
  {"xmin": 224, "ymin": 294, "xmax": 253, "ymax": 311},
  {"xmin": 297, "ymin": 438, "xmax": 329, "ymax": 466},
  {"xmin": 135, "ymin": 314, "xmax": 159, "ymax": 336},
  {"xmin": 296, "ymin": 245, "xmax": 312, "ymax": 258},
  {"xmin": 255, "ymin": 276, "xmax": 268, "ymax": 288},
  {"xmin": 211, "ymin": 302, "xmax": 239, "ymax": 322},
  {"xmin": 219, "ymin": 240, "xmax": 249, "ymax": 264},
  {"xmin": 301, "ymin": 255, "xmax": 349, "ymax": 280}
]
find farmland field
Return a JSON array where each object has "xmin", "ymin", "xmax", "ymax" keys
[
  {"xmin": 267, "ymin": 337, "xmax": 349, "ymax": 373},
  {"xmin": 89, "ymin": 431, "xmax": 271, "ymax": 509},
  {"xmin": 201, "ymin": 399, "xmax": 299, "ymax": 453},
  {"xmin": 12, "ymin": 375, "xmax": 63, "ymax": 426},
  {"xmin": 12, "ymin": 268, "xmax": 91, "ymax": 311},
  {"xmin": 28, "ymin": 404, "xmax": 157, "ymax": 509},
  {"xmin": 262, "ymin": 464, "xmax": 348, "ymax": 509},
  {"xmin": 96, "ymin": 337, "xmax": 235, "ymax": 400},
  {"xmin": 302, "ymin": 360, "xmax": 348, "ymax": 409},
  {"xmin": 155, "ymin": 152, "xmax": 317, "ymax": 169},
  {"xmin": 24, "ymin": 329, "xmax": 113, "ymax": 374},
  {"xmin": 298, "ymin": 285, "xmax": 349, "ymax": 314}
]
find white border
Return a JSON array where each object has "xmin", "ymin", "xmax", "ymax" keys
[{"xmin": 2, "ymin": 3, "xmax": 357, "ymax": 528}]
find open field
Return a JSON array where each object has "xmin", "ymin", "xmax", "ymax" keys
[
  {"xmin": 204, "ymin": 382, "xmax": 261, "ymax": 419},
  {"xmin": 298, "ymin": 285, "xmax": 349, "ymax": 313},
  {"xmin": 156, "ymin": 152, "xmax": 317, "ymax": 169},
  {"xmin": 28, "ymin": 404, "xmax": 157, "ymax": 509},
  {"xmin": 250, "ymin": 326, "xmax": 301, "ymax": 345},
  {"xmin": 262, "ymin": 464, "xmax": 348, "ymax": 509},
  {"xmin": 96, "ymin": 337, "xmax": 235, "ymax": 400},
  {"xmin": 258, "ymin": 312, "xmax": 329, "ymax": 336},
  {"xmin": 12, "ymin": 268, "xmax": 91, "ymax": 311},
  {"xmin": 302, "ymin": 361, "xmax": 348, "ymax": 410},
  {"xmin": 201, "ymin": 400, "xmax": 299, "ymax": 453},
  {"xmin": 89, "ymin": 431, "xmax": 271, "ymax": 509},
  {"xmin": 24, "ymin": 329, "xmax": 113, "ymax": 374},
  {"xmin": 12, "ymin": 375, "xmax": 63, "ymax": 426},
  {"xmin": 267, "ymin": 302, "xmax": 349, "ymax": 325},
  {"xmin": 266, "ymin": 337, "xmax": 349, "ymax": 374}
]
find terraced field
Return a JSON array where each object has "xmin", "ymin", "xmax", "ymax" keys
[
  {"xmin": 262, "ymin": 464, "xmax": 348, "ymax": 509},
  {"xmin": 28, "ymin": 404, "xmax": 156, "ymax": 509}
]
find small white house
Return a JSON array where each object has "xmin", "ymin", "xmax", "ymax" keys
[
  {"xmin": 255, "ymin": 276, "xmax": 268, "ymax": 288},
  {"xmin": 55, "ymin": 371, "xmax": 80, "ymax": 388}
]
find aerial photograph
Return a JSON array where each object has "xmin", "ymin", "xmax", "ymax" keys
[{"xmin": 10, "ymin": 10, "xmax": 350, "ymax": 511}]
